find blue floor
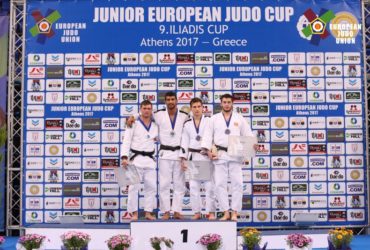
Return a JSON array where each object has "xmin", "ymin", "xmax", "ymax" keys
[{"xmin": 0, "ymin": 235, "xmax": 369, "ymax": 249}]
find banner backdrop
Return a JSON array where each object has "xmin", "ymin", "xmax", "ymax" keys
[
  {"xmin": 23, "ymin": 0, "xmax": 367, "ymax": 227},
  {"xmin": 0, "ymin": 14, "xmax": 9, "ymax": 232}
]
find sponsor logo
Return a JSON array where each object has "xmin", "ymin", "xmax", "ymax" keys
[
  {"xmin": 158, "ymin": 53, "xmax": 175, "ymax": 64},
  {"xmin": 251, "ymin": 53, "xmax": 269, "ymax": 64},
  {"xmin": 121, "ymin": 53, "xmax": 138, "ymax": 64},
  {"xmin": 252, "ymin": 184, "xmax": 271, "ymax": 195},
  {"xmin": 121, "ymin": 92, "xmax": 138, "ymax": 102},
  {"xmin": 84, "ymin": 67, "xmax": 101, "ymax": 78},
  {"xmin": 63, "ymin": 184, "xmax": 82, "ymax": 196},
  {"xmin": 140, "ymin": 53, "xmax": 156, "ymax": 64},
  {"xmin": 328, "ymin": 211, "xmax": 346, "ymax": 221},
  {"xmin": 214, "ymin": 53, "xmax": 231, "ymax": 64},
  {"xmin": 176, "ymin": 53, "xmax": 194, "ymax": 64}
]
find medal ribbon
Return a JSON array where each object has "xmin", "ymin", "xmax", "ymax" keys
[
  {"xmin": 138, "ymin": 117, "xmax": 152, "ymax": 132},
  {"xmin": 193, "ymin": 116, "xmax": 202, "ymax": 135},
  {"xmin": 223, "ymin": 112, "xmax": 232, "ymax": 129}
]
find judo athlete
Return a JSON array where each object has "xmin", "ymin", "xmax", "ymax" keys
[
  {"xmin": 201, "ymin": 94, "xmax": 256, "ymax": 221},
  {"xmin": 121, "ymin": 100, "xmax": 158, "ymax": 220},
  {"xmin": 179, "ymin": 97, "xmax": 216, "ymax": 220}
]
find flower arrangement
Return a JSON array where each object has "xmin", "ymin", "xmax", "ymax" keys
[
  {"xmin": 61, "ymin": 231, "xmax": 91, "ymax": 250},
  {"xmin": 196, "ymin": 233, "xmax": 222, "ymax": 250},
  {"xmin": 0, "ymin": 236, "xmax": 5, "ymax": 245},
  {"xmin": 240, "ymin": 227, "xmax": 267, "ymax": 250},
  {"xmin": 150, "ymin": 237, "xmax": 174, "ymax": 250},
  {"xmin": 328, "ymin": 228, "xmax": 353, "ymax": 250},
  {"xmin": 106, "ymin": 234, "xmax": 133, "ymax": 250},
  {"xmin": 286, "ymin": 233, "xmax": 312, "ymax": 249},
  {"xmin": 18, "ymin": 234, "xmax": 47, "ymax": 250}
]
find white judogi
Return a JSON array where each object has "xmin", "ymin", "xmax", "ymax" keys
[
  {"xmin": 121, "ymin": 117, "xmax": 158, "ymax": 213},
  {"xmin": 179, "ymin": 116, "xmax": 215, "ymax": 213},
  {"xmin": 201, "ymin": 112, "xmax": 254, "ymax": 212},
  {"xmin": 154, "ymin": 109, "xmax": 189, "ymax": 213}
]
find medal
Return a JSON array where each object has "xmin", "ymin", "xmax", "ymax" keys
[
  {"xmin": 146, "ymin": 134, "xmax": 150, "ymax": 139},
  {"xmin": 223, "ymin": 112, "xmax": 232, "ymax": 135},
  {"xmin": 193, "ymin": 116, "xmax": 202, "ymax": 142},
  {"xmin": 169, "ymin": 110, "xmax": 178, "ymax": 138}
]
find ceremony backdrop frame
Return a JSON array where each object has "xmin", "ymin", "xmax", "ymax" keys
[{"xmin": 5, "ymin": 0, "xmax": 370, "ymax": 235}]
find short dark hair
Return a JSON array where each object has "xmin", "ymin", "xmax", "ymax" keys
[
  {"xmin": 190, "ymin": 97, "xmax": 203, "ymax": 107},
  {"xmin": 220, "ymin": 93, "xmax": 233, "ymax": 102},
  {"xmin": 140, "ymin": 100, "xmax": 152, "ymax": 108},
  {"xmin": 165, "ymin": 91, "xmax": 177, "ymax": 100}
]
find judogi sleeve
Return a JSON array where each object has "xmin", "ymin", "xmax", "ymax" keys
[
  {"xmin": 241, "ymin": 117, "xmax": 254, "ymax": 137},
  {"xmin": 179, "ymin": 124, "xmax": 190, "ymax": 159},
  {"xmin": 121, "ymin": 125, "xmax": 134, "ymax": 159}
]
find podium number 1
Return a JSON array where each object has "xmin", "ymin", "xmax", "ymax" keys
[{"xmin": 181, "ymin": 229, "xmax": 188, "ymax": 243}]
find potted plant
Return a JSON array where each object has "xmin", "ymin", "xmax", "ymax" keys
[
  {"xmin": 328, "ymin": 228, "xmax": 353, "ymax": 250},
  {"xmin": 150, "ymin": 237, "xmax": 174, "ymax": 250},
  {"xmin": 286, "ymin": 233, "xmax": 312, "ymax": 250},
  {"xmin": 61, "ymin": 231, "xmax": 91, "ymax": 250},
  {"xmin": 0, "ymin": 236, "xmax": 5, "ymax": 247},
  {"xmin": 240, "ymin": 227, "xmax": 267, "ymax": 250},
  {"xmin": 17, "ymin": 234, "xmax": 48, "ymax": 250},
  {"xmin": 106, "ymin": 234, "xmax": 132, "ymax": 250},
  {"xmin": 196, "ymin": 233, "xmax": 222, "ymax": 250}
]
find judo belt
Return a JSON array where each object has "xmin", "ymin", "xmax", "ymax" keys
[
  {"xmin": 215, "ymin": 145, "xmax": 228, "ymax": 152},
  {"xmin": 160, "ymin": 144, "xmax": 181, "ymax": 151},
  {"xmin": 188, "ymin": 148, "xmax": 202, "ymax": 161},
  {"xmin": 188, "ymin": 148, "xmax": 202, "ymax": 153},
  {"xmin": 129, "ymin": 149, "xmax": 155, "ymax": 161}
]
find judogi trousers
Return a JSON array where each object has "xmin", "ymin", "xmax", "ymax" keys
[
  {"xmin": 159, "ymin": 159, "xmax": 185, "ymax": 213},
  {"xmin": 127, "ymin": 167, "xmax": 157, "ymax": 213},
  {"xmin": 213, "ymin": 160, "xmax": 243, "ymax": 212}
]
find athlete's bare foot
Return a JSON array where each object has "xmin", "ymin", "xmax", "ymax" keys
[
  {"xmin": 173, "ymin": 212, "xmax": 184, "ymax": 220},
  {"xmin": 219, "ymin": 211, "xmax": 230, "ymax": 221},
  {"xmin": 161, "ymin": 212, "xmax": 170, "ymax": 220},
  {"xmin": 230, "ymin": 211, "xmax": 238, "ymax": 221},
  {"xmin": 145, "ymin": 212, "xmax": 156, "ymax": 220},
  {"xmin": 192, "ymin": 213, "xmax": 201, "ymax": 220},
  {"xmin": 131, "ymin": 211, "xmax": 138, "ymax": 221},
  {"xmin": 208, "ymin": 212, "xmax": 216, "ymax": 221}
]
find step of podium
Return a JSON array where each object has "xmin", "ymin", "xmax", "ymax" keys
[
  {"xmin": 25, "ymin": 223, "xmax": 329, "ymax": 250},
  {"xmin": 131, "ymin": 220, "xmax": 237, "ymax": 250}
]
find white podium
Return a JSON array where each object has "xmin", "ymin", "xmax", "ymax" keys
[{"xmin": 130, "ymin": 220, "xmax": 237, "ymax": 250}]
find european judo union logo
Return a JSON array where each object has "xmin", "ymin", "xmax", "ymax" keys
[
  {"xmin": 297, "ymin": 8, "xmax": 335, "ymax": 45},
  {"xmin": 29, "ymin": 9, "xmax": 61, "ymax": 44}
]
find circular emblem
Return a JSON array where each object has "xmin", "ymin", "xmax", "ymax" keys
[
  {"xmin": 49, "ymin": 145, "xmax": 59, "ymax": 155},
  {"xmin": 330, "ymin": 12, "xmax": 360, "ymax": 39},
  {"xmin": 274, "ymin": 118, "xmax": 285, "ymax": 128},
  {"xmin": 350, "ymin": 170, "xmax": 360, "ymax": 180},
  {"xmin": 257, "ymin": 211, "xmax": 267, "ymax": 221},
  {"xmin": 294, "ymin": 157, "xmax": 304, "ymax": 167},
  {"xmin": 311, "ymin": 19, "xmax": 324, "ymax": 33},
  {"xmin": 87, "ymin": 93, "xmax": 97, "ymax": 103},
  {"xmin": 143, "ymin": 54, "xmax": 153, "ymax": 64},
  {"xmin": 38, "ymin": 20, "xmax": 50, "ymax": 33},
  {"xmin": 311, "ymin": 66, "xmax": 321, "ymax": 76},
  {"xmin": 30, "ymin": 185, "xmax": 40, "ymax": 195}
]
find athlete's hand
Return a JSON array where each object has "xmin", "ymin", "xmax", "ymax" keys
[
  {"xmin": 121, "ymin": 159, "xmax": 129, "ymax": 169},
  {"xmin": 180, "ymin": 158, "xmax": 188, "ymax": 171},
  {"xmin": 125, "ymin": 116, "xmax": 136, "ymax": 128}
]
